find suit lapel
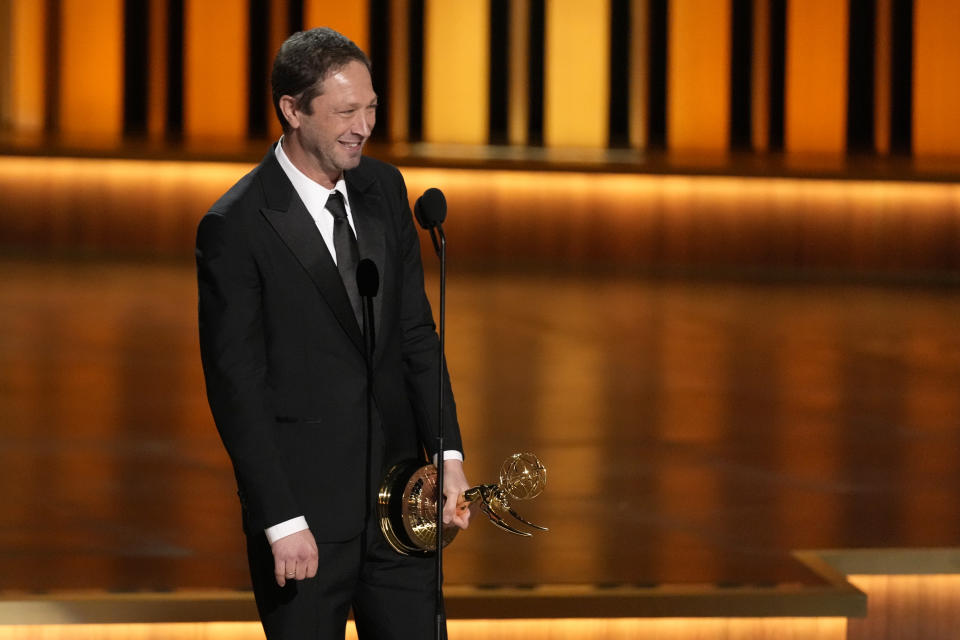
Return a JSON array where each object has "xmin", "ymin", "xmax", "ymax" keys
[{"xmin": 257, "ymin": 150, "xmax": 365, "ymax": 354}]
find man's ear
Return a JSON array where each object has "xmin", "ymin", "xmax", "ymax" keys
[{"xmin": 279, "ymin": 95, "xmax": 299, "ymax": 130}]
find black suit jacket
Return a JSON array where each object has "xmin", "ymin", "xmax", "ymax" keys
[{"xmin": 197, "ymin": 149, "xmax": 461, "ymax": 542}]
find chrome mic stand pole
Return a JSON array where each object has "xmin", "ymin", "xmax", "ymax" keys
[{"xmin": 431, "ymin": 222, "xmax": 446, "ymax": 640}]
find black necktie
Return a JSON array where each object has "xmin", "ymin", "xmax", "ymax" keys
[{"xmin": 326, "ymin": 191, "xmax": 362, "ymax": 328}]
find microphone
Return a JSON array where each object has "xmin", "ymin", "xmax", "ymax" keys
[
  {"xmin": 356, "ymin": 258, "xmax": 379, "ymax": 298},
  {"xmin": 414, "ymin": 188, "xmax": 447, "ymax": 230},
  {"xmin": 414, "ymin": 188, "xmax": 446, "ymax": 257}
]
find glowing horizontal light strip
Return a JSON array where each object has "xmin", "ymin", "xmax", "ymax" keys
[
  {"xmin": 0, "ymin": 618, "xmax": 848, "ymax": 640},
  {"xmin": 1, "ymin": 156, "xmax": 958, "ymax": 272},
  {"xmin": 3, "ymin": 157, "xmax": 959, "ymax": 215}
]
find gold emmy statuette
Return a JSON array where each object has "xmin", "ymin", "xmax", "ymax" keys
[{"xmin": 377, "ymin": 452, "xmax": 548, "ymax": 556}]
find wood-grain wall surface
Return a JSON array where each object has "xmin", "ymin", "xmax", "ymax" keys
[{"xmin": 1, "ymin": 157, "xmax": 957, "ymax": 277}]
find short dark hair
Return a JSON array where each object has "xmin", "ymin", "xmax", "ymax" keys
[{"xmin": 270, "ymin": 28, "xmax": 371, "ymax": 133}]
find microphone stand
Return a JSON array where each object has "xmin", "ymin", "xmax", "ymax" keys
[
  {"xmin": 357, "ymin": 260, "xmax": 378, "ymax": 538},
  {"xmin": 429, "ymin": 222, "xmax": 447, "ymax": 640}
]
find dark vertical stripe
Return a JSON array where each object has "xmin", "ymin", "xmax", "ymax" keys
[
  {"xmin": 123, "ymin": 0, "xmax": 149, "ymax": 135},
  {"xmin": 407, "ymin": 0, "xmax": 424, "ymax": 142},
  {"xmin": 369, "ymin": 0, "xmax": 391, "ymax": 141},
  {"xmin": 608, "ymin": 0, "xmax": 631, "ymax": 148},
  {"xmin": 767, "ymin": 0, "xmax": 786, "ymax": 151},
  {"xmin": 489, "ymin": 0, "xmax": 509, "ymax": 145},
  {"xmin": 646, "ymin": 0, "xmax": 667, "ymax": 150},
  {"xmin": 527, "ymin": 0, "xmax": 545, "ymax": 146},
  {"xmin": 248, "ymin": 0, "xmax": 269, "ymax": 138},
  {"xmin": 846, "ymin": 0, "xmax": 875, "ymax": 152},
  {"xmin": 44, "ymin": 0, "xmax": 61, "ymax": 132},
  {"xmin": 889, "ymin": 0, "xmax": 912, "ymax": 155},
  {"xmin": 730, "ymin": 0, "xmax": 753, "ymax": 150},
  {"xmin": 288, "ymin": 0, "xmax": 304, "ymax": 33},
  {"xmin": 166, "ymin": 0, "xmax": 184, "ymax": 138}
]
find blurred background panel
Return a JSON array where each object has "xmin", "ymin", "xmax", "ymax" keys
[{"xmin": 0, "ymin": 0, "xmax": 956, "ymax": 157}]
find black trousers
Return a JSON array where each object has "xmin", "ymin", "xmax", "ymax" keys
[
  {"xmin": 246, "ymin": 512, "xmax": 444, "ymax": 640},
  {"xmin": 246, "ymin": 404, "xmax": 444, "ymax": 640}
]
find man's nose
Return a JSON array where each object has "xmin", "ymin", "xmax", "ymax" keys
[{"xmin": 353, "ymin": 111, "xmax": 373, "ymax": 137}]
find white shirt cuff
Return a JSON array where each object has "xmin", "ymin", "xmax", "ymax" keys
[
  {"xmin": 265, "ymin": 516, "xmax": 309, "ymax": 545},
  {"xmin": 433, "ymin": 449, "xmax": 464, "ymax": 465}
]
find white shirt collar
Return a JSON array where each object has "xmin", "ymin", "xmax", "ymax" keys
[{"xmin": 274, "ymin": 137, "xmax": 349, "ymax": 205}]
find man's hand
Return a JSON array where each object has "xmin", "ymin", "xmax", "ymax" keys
[
  {"xmin": 441, "ymin": 459, "xmax": 472, "ymax": 530},
  {"xmin": 271, "ymin": 528, "xmax": 318, "ymax": 587}
]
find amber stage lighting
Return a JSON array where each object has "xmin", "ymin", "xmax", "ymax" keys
[
  {"xmin": 1, "ymin": 156, "xmax": 959, "ymax": 275},
  {"xmin": 0, "ymin": 618, "xmax": 849, "ymax": 640},
  {"xmin": 399, "ymin": 167, "xmax": 960, "ymax": 273}
]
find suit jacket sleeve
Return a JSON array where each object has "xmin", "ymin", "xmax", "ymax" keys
[
  {"xmin": 196, "ymin": 203, "xmax": 300, "ymax": 531},
  {"xmin": 387, "ymin": 167, "xmax": 463, "ymax": 458}
]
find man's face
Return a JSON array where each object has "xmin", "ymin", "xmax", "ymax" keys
[{"xmin": 288, "ymin": 60, "xmax": 377, "ymax": 185}]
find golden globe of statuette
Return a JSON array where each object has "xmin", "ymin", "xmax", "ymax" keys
[
  {"xmin": 377, "ymin": 453, "xmax": 548, "ymax": 557},
  {"xmin": 499, "ymin": 451, "xmax": 547, "ymax": 501}
]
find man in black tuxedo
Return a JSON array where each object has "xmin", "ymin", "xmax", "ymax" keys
[{"xmin": 196, "ymin": 27, "xmax": 471, "ymax": 639}]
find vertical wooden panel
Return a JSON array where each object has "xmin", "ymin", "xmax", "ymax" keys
[
  {"xmin": 59, "ymin": 0, "xmax": 124, "ymax": 138},
  {"xmin": 148, "ymin": 0, "xmax": 169, "ymax": 139},
  {"xmin": 269, "ymin": 0, "xmax": 291, "ymax": 64},
  {"xmin": 266, "ymin": 0, "xmax": 290, "ymax": 140},
  {"xmin": 608, "ymin": 0, "xmax": 631, "ymax": 147},
  {"xmin": 0, "ymin": 0, "xmax": 11, "ymax": 129},
  {"xmin": 508, "ymin": 0, "xmax": 530, "ymax": 145},
  {"xmin": 8, "ymin": 0, "xmax": 46, "ymax": 132},
  {"xmin": 630, "ymin": 0, "xmax": 649, "ymax": 149},
  {"xmin": 913, "ymin": 0, "xmax": 960, "ymax": 156},
  {"xmin": 785, "ymin": 0, "xmax": 848, "ymax": 153},
  {"xmin": 767, "ymin": 0, "xmax": 786, "ymax": 150},
  {"xmin": 423, "ymin": 0, "xmax": 489, "ymax": 144},
  {"xmin": 668, "ymin": 0, "xmax": 731, "ymax": 151},
  {"xmin": 889, "ymin": 0, "xmax": 912, "ymax": 154},
  {"xmin": 729, "ymin": 0, "xmax": 752, "ymax": 150},
  {"xmin": 646, "ymin": 0, "xmax": 668, "ymax": 149},
  {"xmin": 544, "ymin": 0, "xmax": 610, "ymax": 147},
  {"xmin": 846, "ymin": 0, "xmax": 875, "ymax": 152},
  {"xmin": 184, "ymin": 0, "xmax": 247, "ymax": 141},
  {"xmin": 303, "ymin": 0, "xmax": 368, "ymax": 53},
  {"xmin": 123, "ymin": 0, "xmax": 149, "ymax": 135},
  {"xmin": 751, "ymin": 0, "xmax": 769, "ymax": 151},
  {"xmin": 388, "ymin": 0, "xmax": 409, "ymax": 142},
  {"xmin": 874, "ymin": 0, "xmax": 892, "ymax": 154},
  {"xmin": 488, "ymin": 0, "xmax": 509, "ymax": 144},
  {"xmin": 527, "ymin": 0, "xmax": 545, "ymax": 145}
]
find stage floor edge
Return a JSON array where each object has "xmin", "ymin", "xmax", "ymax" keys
[{"xmin": 11, "ymin": 547, "xmax": 959, "ymax": 624}]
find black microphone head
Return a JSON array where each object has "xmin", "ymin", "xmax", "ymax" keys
[
  {"xmin": 356, "ymin": 258, "xmax": 379, "ymax": 298},
  {"xmin": 413, "ymin": 188, "xmax": 447, "ymax": 229}
]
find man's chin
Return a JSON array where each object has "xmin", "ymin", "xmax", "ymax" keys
[{"xmin": 340, "ymin": 152, "xmax": 364, "ymax": 171}]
